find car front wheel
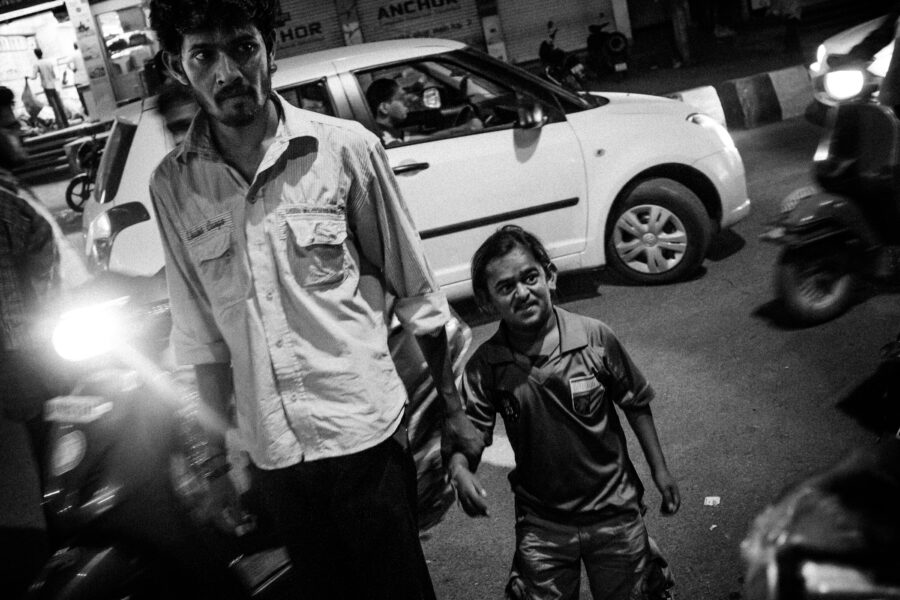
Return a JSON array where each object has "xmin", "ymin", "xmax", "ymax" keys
[{"xmin": 605, "ymin": 177, "xmax": 711, "ymax": 284}]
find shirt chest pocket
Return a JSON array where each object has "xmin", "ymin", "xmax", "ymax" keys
[
  {"xmin": 188, "ymin": 227, "xmax": 248, "ymax": 309},
  {"xmin": 284, "ymin": 216, "xmax": 348, "ymax": 288}
]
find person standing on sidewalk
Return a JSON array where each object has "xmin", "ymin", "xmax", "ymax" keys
[
  {"xmin": 146, "ymin": 0, "xmax": 483, "ymax": 598},
  {"xmin": 27, "ymin": 48, "xmax": 69, "ymax": 130},
  {"xmin": 658, "ymin": 0, "xmax": 693, "ymax": 67}
]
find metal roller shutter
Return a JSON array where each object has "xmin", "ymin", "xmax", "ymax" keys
[
  {"xmin": 497, "ymin": 0, "xmax": 614, "ymax": 64},
  {"xmin": 355, "ymin": 0, "xmax": 484, "ymax": 48},
  {"xmin": 273, "ymin": 0, "xmax": 344, "ymax": 58}
]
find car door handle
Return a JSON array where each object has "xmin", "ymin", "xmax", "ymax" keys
[{"xmin": 392, "ymin": 162, "xmax": 430, "ymax": 175}]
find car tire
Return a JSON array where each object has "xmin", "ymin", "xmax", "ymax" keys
[{"xmin": 605, "ymin": 177, "xmax": 711, "ymax": 284}]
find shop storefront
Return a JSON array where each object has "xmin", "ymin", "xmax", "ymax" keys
[
  {"xmin": 496, "ymin": 0, "xmax": 616, "ymax": 64},
  {"xmin": 355, "ymin": 0, "xmax": 483, "ymax": 48}
]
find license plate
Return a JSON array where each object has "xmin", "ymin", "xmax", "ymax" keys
[
  {"xmin": 614, "ymin": 62, "xmax": 627, "ymax": 72},
  {"xmin": 45, "ymin": 396, "xmax": 113, "ymax": 423}
]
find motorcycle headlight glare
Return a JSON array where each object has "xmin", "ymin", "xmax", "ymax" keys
[
  {"xmin": 687, "ymin": 113, "xmax": 735, "ymax": 149},
  {"xmin": 823, "ymin": 69, "xmax": 865, "ymax": 101},
  {"xmin": 52, "ymin": 297, "xmax": 130, "ymax": 361}
]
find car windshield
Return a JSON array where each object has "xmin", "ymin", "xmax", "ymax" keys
[{"xmin": 457, "ymin": 47, "xmax": 603, "ymax": 111}]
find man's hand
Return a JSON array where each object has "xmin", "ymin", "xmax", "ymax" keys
[
  {"xmin": 442, "ymin": 409, "xmax": 484, "ymax": 470},
  {"xmin": 448, "ymin": 453, "xmax": 489, "ymax": 517},
  {"xmin": 653, "ymin": 467, "xmax": 681, "ymax": 516}
]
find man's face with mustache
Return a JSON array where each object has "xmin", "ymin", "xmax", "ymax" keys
[{"xmin": 171, "ymin": 25, "xmax": 273, "ymax": 128}]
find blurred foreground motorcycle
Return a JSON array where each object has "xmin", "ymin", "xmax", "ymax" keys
[
  {"xmin": 741, "ymin": 331, "xmax": 900, "ymax": 599},
  {"xmin": 761, "ymin": 62, "xmax": 900, "ymax": 325},
  {"xmin": 28, "ymin": 271, "xmax": 295, "ymax": 599}
]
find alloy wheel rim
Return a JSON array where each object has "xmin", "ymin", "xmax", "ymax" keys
[{"xmin": 613, "ymin": 204, "xmax": 688, "ymax": 274}]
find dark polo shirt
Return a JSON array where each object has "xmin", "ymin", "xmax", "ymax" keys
[{"xmin": 463, "ymin": 307, "xmax": 654, "ymax": 522}]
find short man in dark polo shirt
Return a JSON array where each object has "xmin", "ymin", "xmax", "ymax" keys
[{"xmin": 449, "ymin": 225, "xmax": 680, "ymax": 600}]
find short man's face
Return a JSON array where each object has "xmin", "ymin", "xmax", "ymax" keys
[
  {"xmin": 172, "ymin": 25, "xmax": 273, "ymax": 127},
  {"xmin": 481, "ymin": 245, "xmax": 556, "ymax": 334}
]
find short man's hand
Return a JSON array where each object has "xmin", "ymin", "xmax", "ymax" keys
[
  {"xmin": 442, "ymin": 409, "xmax": 484, "ymax": 470},
  {"xmin": 652, "ymin": 467, "xmax": 681, "ymax": 516},
  {"xmin": 448, "ymin": 453, "xmax": 488, "ymax": 517}
]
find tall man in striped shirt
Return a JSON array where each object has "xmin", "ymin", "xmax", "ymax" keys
[{"xmin": 147, "ymin": 1, "xmax": 483, "ymax": 598}]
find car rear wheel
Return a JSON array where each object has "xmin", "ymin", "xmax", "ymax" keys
[{"xmin": 605, "ymin": 177, "xmax": 711, "ymax": 284}]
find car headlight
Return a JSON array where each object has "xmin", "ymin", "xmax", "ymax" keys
[
  {"xmin": 823, "ymin": 69, "xmax": 865, "ymax": 101},
  {"xmin": 687, "ymin": 113, "xmax": 735, "ymax": 149},
  {"xmin": 816, "ymin": 44, "xmax": 827, "ymax": 67}
]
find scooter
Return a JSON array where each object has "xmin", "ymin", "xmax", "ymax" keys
[
  {"xmin": 538, "ymin": 20, "xmax": 587, "ymax": 92},
  {"xmin": 64, "ymin": 137, "xmax": 100, "ymax": 213},
  {"xmin": 27, "ymin": 271, "xmax": 295, "ymax": 599},
  {"xmin": 761, "ymin": 64, "xmax": 900, "ymax": 325},
  {"xmin": 586, "ymin": 14, "xmax": 629, "ymax": 81}
]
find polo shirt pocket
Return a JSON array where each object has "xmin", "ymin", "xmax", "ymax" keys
[
  {"xmin": 284, "ymin": 216, "xmax": 348, "ymax": 288},
  {"xmin": 188, "ymin": 227, "xmax": 248, "ymax": 309}
]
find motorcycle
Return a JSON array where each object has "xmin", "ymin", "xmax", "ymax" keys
[
  {"xmin": 538, "ymin": 20, "xmax": 587, "ymax": 92},
  {"xmin": 28, "ymin": 271, "xmax": 295, "ymax": 599},
  {"xmin": 740, "ymin": 332, "xmax": 900, "ymax": 600},
  {"xmin": 761, "ymin": 63, "xmax": 900, "ymax": 325},
  {"xmin": 586, "ymin": 14, "xmax": 629, "ymax": 81},
  {"xmin": 64, "ymin": 137, "xmax": 101, "ymax": 213}
]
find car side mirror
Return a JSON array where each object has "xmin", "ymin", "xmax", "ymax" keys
[
  {"xmin": 422, "ymin": 87, "xmax": 442, "ymax": 109},
  {"xmin": 516, "ymin": 101, "xmax": 547, "ymax": 129}
]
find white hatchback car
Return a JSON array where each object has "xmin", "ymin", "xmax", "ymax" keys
[{"xmin": 82, "ymin": 38, "xmax": 749, "ymax": 299}]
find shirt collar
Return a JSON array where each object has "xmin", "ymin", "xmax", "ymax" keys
[
  {"xmin": 480, "ymin": 307, "xmax": 589, "ymax": 365},
  {"xmin": 175, "ymin": 92, "xmax": 316, "ymax": 163}
]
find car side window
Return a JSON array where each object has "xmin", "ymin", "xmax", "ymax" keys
[
  {"xmin": 356, "ymin": 60, "xmax": 529, "ymax": 147},
  {"xmin": 279, "ymin": 79, "xmax": 335, "ymax": 116}
]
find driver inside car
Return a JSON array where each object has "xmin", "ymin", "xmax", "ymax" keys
[{"xmin": 365, "ymin": 77, "xmax": 483, "ymax": 146}]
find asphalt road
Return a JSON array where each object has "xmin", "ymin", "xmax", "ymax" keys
[
  {"xmin": 31, "ymin": 116, "xmax": 899, "ymax": 600},
  {"xmin": 424, "ymin": 117, "xmax": 900, "ymax": 600}
]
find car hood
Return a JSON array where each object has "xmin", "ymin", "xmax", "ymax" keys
[{"xmin": 587, "ymin": 91, "xmax": 693, "ymax": 117}]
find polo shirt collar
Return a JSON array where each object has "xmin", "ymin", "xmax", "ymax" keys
[
  {"xmin": 481, "ymin": 307, "xmax": 589, "ymax": 365},
  {"xmin": 175, "ymin": 91, "xmax": 315, "ymax": 163}
]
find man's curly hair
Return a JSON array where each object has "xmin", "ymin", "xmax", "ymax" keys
[{"xmin": 148, "ymin": 0, "xmax": 278, "ymax": 54}]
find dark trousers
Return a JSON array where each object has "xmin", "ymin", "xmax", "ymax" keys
[
  {"xmin": 253, "ymin": 429, "xmax": 436, "ymax": 600},
  {"xmin": 43, "ymin": 88, "xmax": 69, "ymax": 129}
]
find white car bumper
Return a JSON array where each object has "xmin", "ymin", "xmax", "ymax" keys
[{"xmin": 694, "ymin": 148, "xmax": 751, "ymax": 229}]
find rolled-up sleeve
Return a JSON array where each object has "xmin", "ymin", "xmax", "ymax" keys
[
  {"xmin": 348, "ymin": 136, "xmax": 449, "ymax": 336},
  {"xmin": 149, "ymin": 170, "xmax": 229, "ymax": 365}
]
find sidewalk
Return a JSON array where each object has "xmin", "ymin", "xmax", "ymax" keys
[{"xmin": 527, "ymin": 6, "xmax": 885, "ymax": 129}]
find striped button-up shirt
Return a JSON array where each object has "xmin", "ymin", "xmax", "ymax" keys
[
  {"xmin": 1, "ymin": 175, "xmax": 55, "ymax": 352},
  {"xmin": 150, "ymin": 95, "xmax": 451, "ymax": 469}
]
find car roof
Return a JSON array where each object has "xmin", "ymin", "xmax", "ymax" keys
[{"xmin": 272, "ymin": 38, "xmax": 467, "ymax": 84}]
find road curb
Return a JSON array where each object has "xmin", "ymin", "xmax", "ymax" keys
[{"xmin": 670, "ymin": 64, "xmax": 813, "ymax": 130}]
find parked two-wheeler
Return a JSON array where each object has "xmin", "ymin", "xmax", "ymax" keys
[
  {"xmin": 28, "ymin": 270, "xmax": 294, "ymax": 599},
  {"xmin": 761, "ymin": 64, "xmax": 900, "ymax": 325},
  {"xmin": 64, "ymin": 137, "xmax": 101, "ymax": 213},
  {"xmin": 586, "ymin": 15, "xmax": 629, "ymax": 81},
  {"xmin": 538, "ymin": 20, "xmax": 587, "ymax": 92}
]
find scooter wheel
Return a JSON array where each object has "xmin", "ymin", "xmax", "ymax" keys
[
  {"xmin": 776, "ymin": 245, "xmax": 857, "ymax": 325},
  {"xmin": 65, "ymin": 173, "xmax": 92, "ymax": 213}
]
